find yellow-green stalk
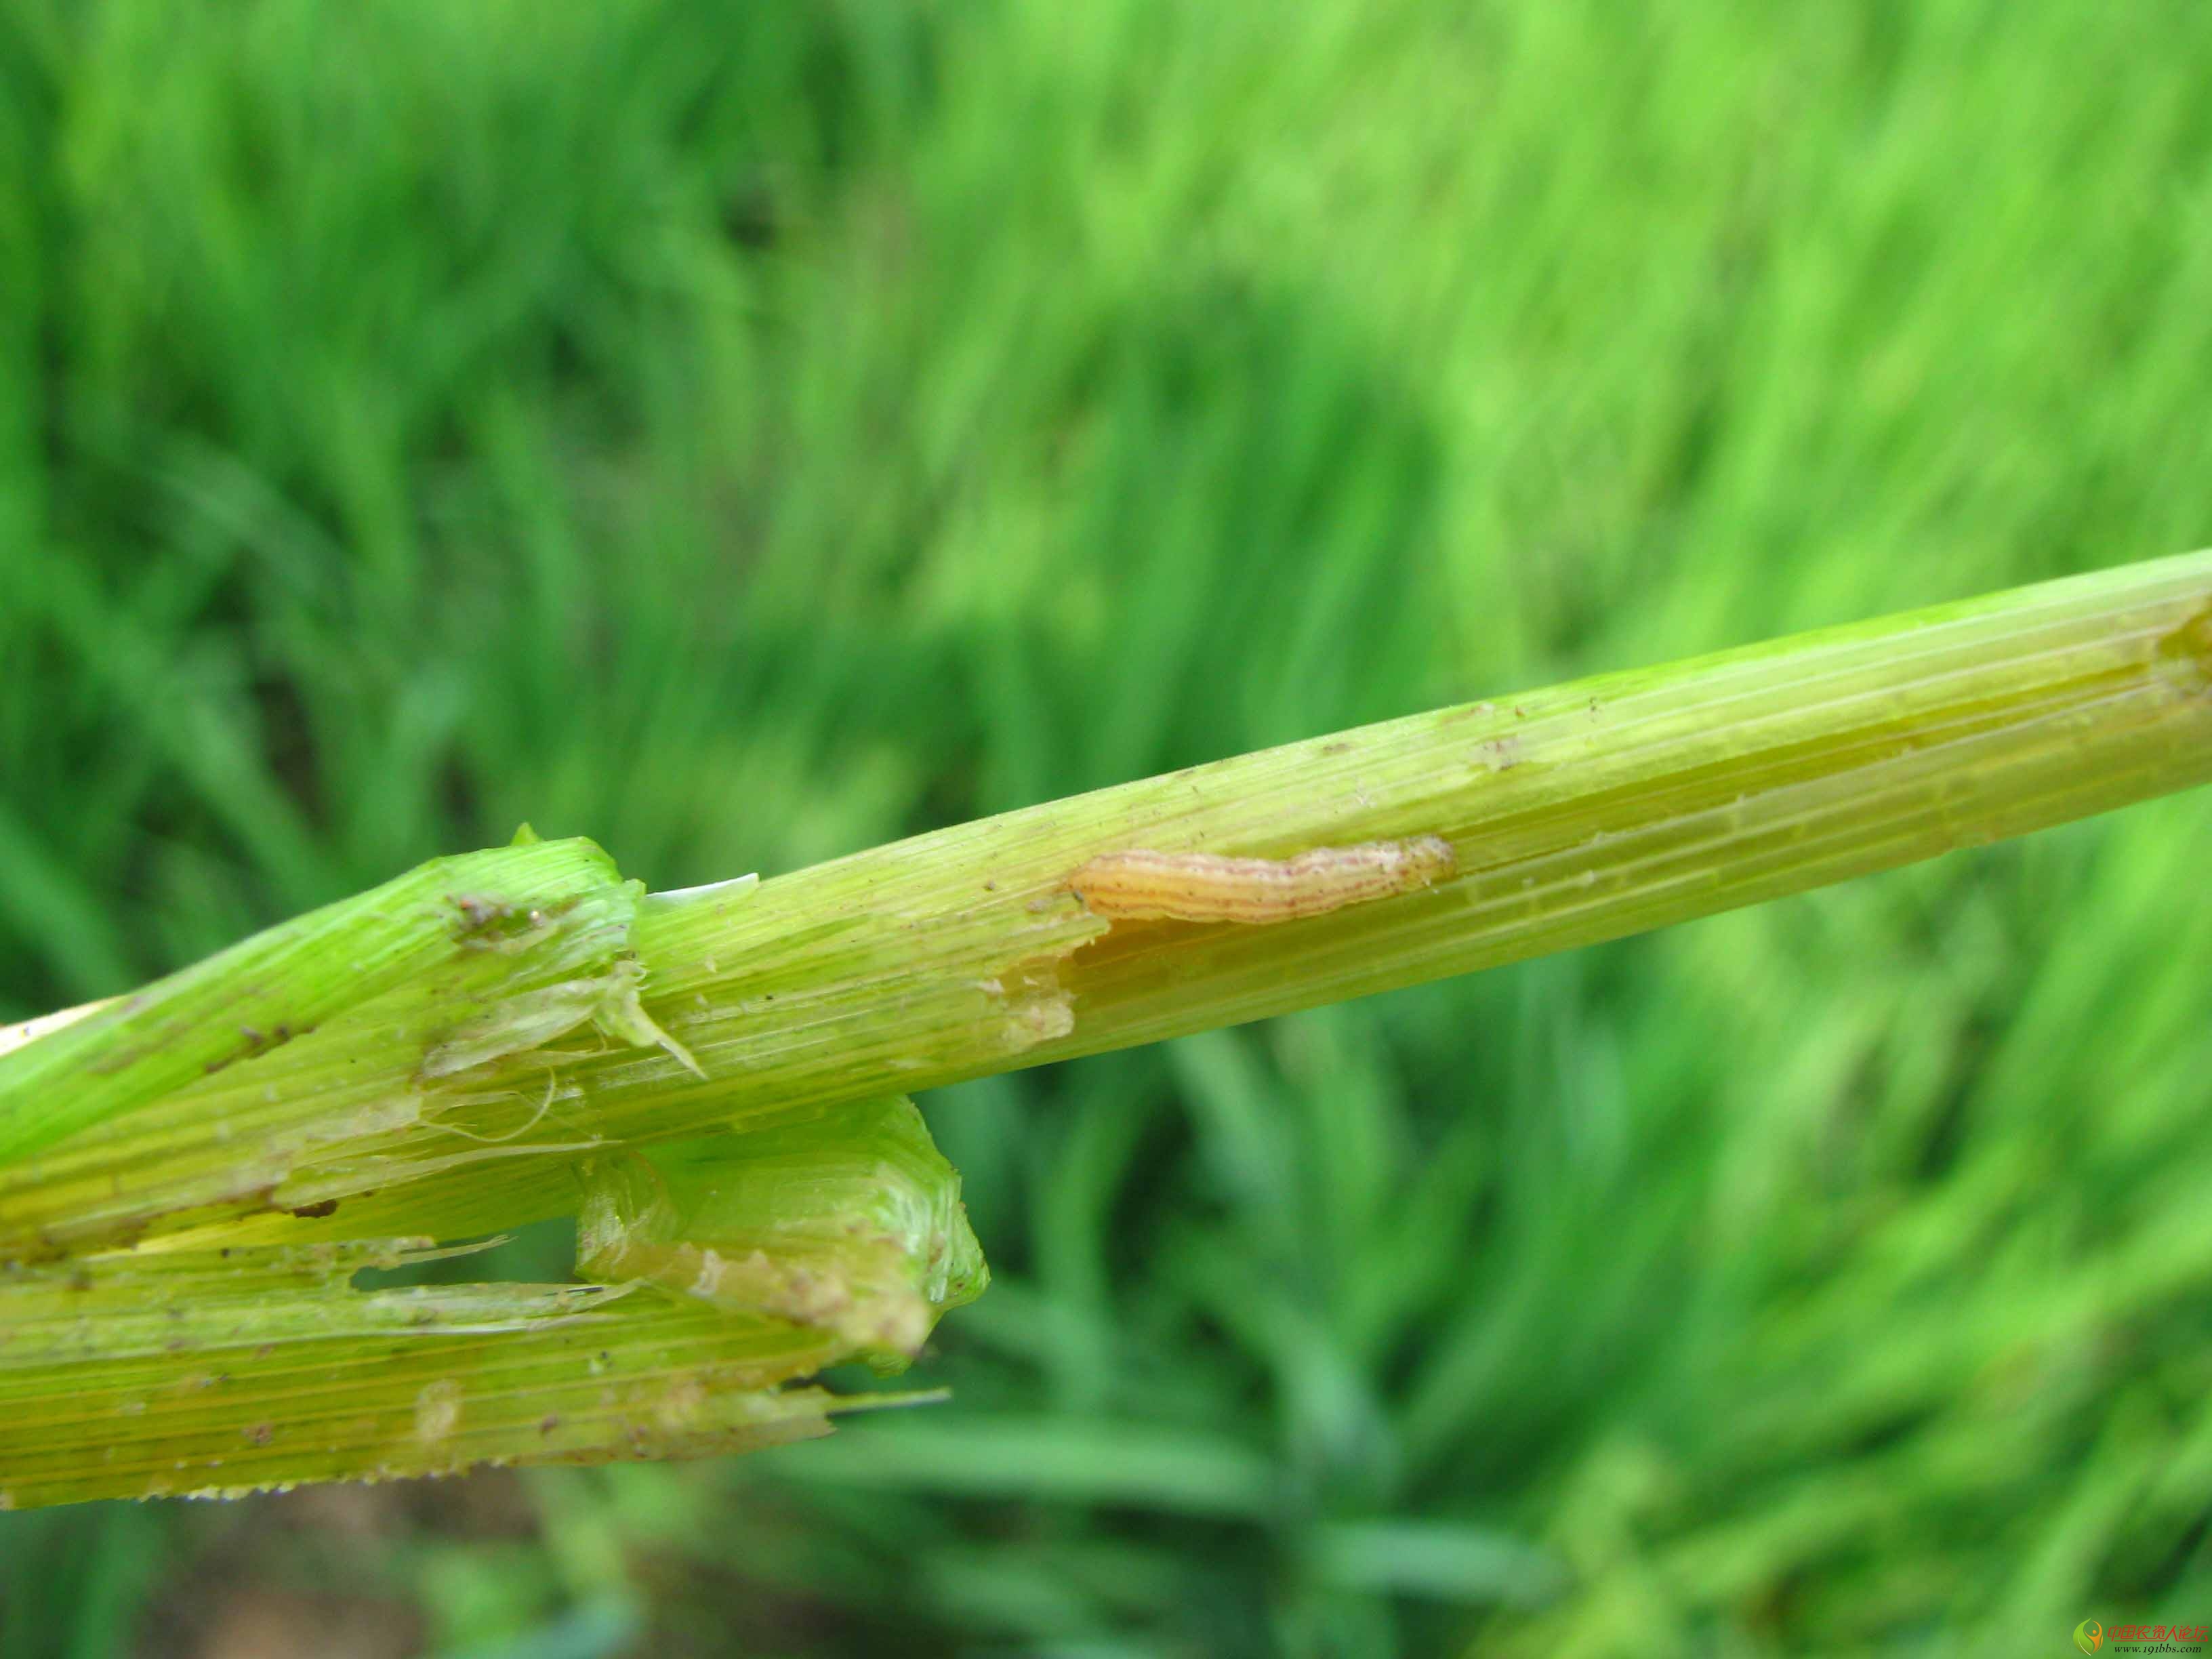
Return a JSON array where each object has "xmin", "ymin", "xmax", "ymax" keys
[{"xmin": 2, "ymin": 550, "xmax": 2207, "ymax": 1508}]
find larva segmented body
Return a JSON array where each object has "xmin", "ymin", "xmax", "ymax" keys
[{"xmin": 1068, "ymin": 836, "xmax": 1457, "ymax": 923}]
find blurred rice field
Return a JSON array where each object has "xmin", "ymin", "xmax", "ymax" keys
[{"xmin": 3, "ymin": 2, "xmax": 2212, "ymax": 1654}]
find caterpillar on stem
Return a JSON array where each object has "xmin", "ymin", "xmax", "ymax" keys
[{"xmin": 1068, "ymin": 837, "xmax": 1457, "ymax": 924}]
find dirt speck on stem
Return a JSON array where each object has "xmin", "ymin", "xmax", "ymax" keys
[
  {"xmin": 413, "ymin": 1380, "xmax": 463, "ymax": 1445},
  {"xmin": 2154, "ymin": 602, "xmax": 2212, "ymax": 693}
]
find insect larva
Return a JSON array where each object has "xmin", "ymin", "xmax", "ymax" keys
[{"xmin": 1068, "ymin": 837, "xmax": 1457, "ymax": 924}]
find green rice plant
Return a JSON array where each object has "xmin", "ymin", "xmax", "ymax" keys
[{"xmin": 3, "ymin": 548, "xmax": 2207, "ymax": 1511}]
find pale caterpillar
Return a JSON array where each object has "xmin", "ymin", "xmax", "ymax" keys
[{"xmin": 1068, "ymin": 836, "xmax": 1457, "ymax": 923}]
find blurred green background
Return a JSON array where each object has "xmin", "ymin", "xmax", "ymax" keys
[{"xmin": 4, "ymin": 1, "xmax": 2212, "ymax": 1654}]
